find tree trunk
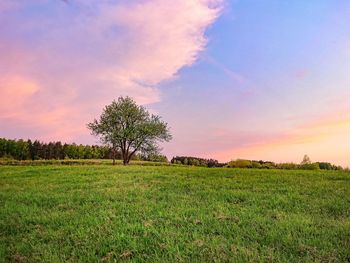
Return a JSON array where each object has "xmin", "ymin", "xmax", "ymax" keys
[
  {"xmin": 123, "ymin": 154, "xmax": 128, "ymax": 165},
  {"xmin": 112, "ymin": 147, "xmax": 116, "ymax": 165},
  {"xmin": 122, "ymin": 147, "xmax": 130, "ymax": 165},
  {"xmin": 127, "ymin": 154, "xmax": 133, "ymax": 165}
]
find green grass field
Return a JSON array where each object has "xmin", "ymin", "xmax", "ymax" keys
[{"xmin": 1, "ymin": 165, "xmax": 349, "ymax": 262}]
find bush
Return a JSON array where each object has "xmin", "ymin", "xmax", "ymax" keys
[
  {"xmin": 140, "ymin": 153, "xmax": 168, "ymax": 163},
  {"xmin": 227, "ymin": 159, "xmax": 252, "ymax": 168},
  {"xmin": 191, "ymin": 159, "xmax": 200, "ymax": 166},
  {"xmin": 278, "ymin": 163, "xmax": 298, "ymax": 170},
  {"xmin": 251, "ymin": 161, "xmax": 262, "ymax": 169},
  {"xmin": 317, "ymin": 162, "xmax": 333, "ymax": 170},
  {"xmin": 299, "ymin": 162, "xmax": 320, "ymax": 170}
]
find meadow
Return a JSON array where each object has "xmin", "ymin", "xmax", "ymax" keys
[{"xmin": 1, "ymin": 164, "xmax": 349, "ymax": 262}]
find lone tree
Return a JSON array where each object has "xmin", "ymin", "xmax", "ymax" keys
[
  {"xmin": 87, "ymin": 96, "xmax": 172, "ymax": 165},
  {"xmin": 301, "ymin": 154, "xmax": 311, "ymax": 165}
]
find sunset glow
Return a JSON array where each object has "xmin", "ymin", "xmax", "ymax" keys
[{"xmin": 1, "ymin": 0, "xmax": 349, "ymax": 167}]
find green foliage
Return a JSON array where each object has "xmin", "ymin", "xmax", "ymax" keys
[
  {"xmin": 1, "ymin": 138, "xmax": 345, "ymax": 171},
  {"xmin": 225, "ymin": 157, "xmax": 340, "ymax": 171},
  {"xmin": 227, "ymin": 159, "xmax": 252, "ymax": 168},
  {"xmin": 277, "ymin": 163, "xmax": 298, "ymax": 170},
  {"xmin": 300, "ymin": 162, "xmax": 320, "ymax": 170},
  {"xmin": 0, "ymin": 138, "xmax": 30, "ymax": 160},
  {"xmin": 317, "ymin": 162, "xmax": 344, "ymax": 171},
  {"xmin": 191, "ymin": 159, "xmax": 200, "ymax": 166},
  {"xmin": 139, "ymin": 153, "xmax": 168, "ymax": 163},
  {"xmin": 0, "ymin": 138, "xmax": 111, "ymax": 161},
  {"xmin": 318, "ymin": 162, "xmax": 334, "ymax": 170},
  {"xmin": 226, "ymin": 160, "xmax": 277, "ymax": 169},
  {"xmin": 171, "ymin": 156, "xmax": 223, "ymax": 167},
  {"xmin": 88, "ymin": 97, "xmax": 172, "ymax": 165},
  {"xmin": 251, "ymin": 161, "xmax": 262, "ymax": 168},
  {"xmin": 1, "ymin": 165, "xmax": 349, "ymax": 262}
]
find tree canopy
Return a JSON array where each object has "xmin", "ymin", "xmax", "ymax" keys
[{"xmin": 87, "ymin": 96, "xmax": 172, "ymax": 165}]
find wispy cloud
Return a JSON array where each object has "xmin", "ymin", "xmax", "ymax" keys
[{"xmin": 204, "ymin": 55, "xmax": 245, "ymax": 84}]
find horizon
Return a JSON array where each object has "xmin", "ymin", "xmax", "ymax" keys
[
  {"xmin": 1, "ymin": 0, "xmax": 350, "ymax": 167},
  {"xmin": 0, "ymin": 136, "xmax": 347, "ymax": 169}
]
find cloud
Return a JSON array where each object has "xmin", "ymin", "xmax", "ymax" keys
[
  {"xmin": 204, "ymin": 55, "xmax": 245, "ymax": 84},
  {"xmin": 0, "ymin": 0, "xmax": 224, "ymax": 142},
  {"xmin": 0, "ymin": 76, "xmax": 39, "ymax": 119}
]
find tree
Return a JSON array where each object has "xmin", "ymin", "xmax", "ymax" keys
[
  {"xmin": 301, "ymin": 154, "xmax": 311, "ymax": 165},
  {"xmin": 87, "ymin": 96, "xmax": 172, "ymax": 165},
  {"xmin": 300, "ymin": 154, "xmax": 320, "ymax": 170}
]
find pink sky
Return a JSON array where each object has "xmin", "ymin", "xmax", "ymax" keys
[{"xmin": 1, "ymin": 0, "xmax": 350, "ymax": 167}]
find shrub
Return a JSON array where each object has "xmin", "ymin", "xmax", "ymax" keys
[
  {"xmin": 317, "ymin": 162, "xmax": 333, "ymax": 170},
  {"xmin": 278, "ymin": 163, "xmax": 298, "ymax": 170},
  {"xmin": 300, "ymin": 162, "xmax": 320, "ymax": 170},
  {"xmin": 227, "ymin": 159, "xmax": 252, "ymax": 168}
]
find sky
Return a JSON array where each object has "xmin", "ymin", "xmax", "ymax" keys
[{"xmin": 1, "ymin": 0, "xmax": 350, "ymax": 167}]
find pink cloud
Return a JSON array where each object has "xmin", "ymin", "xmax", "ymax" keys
[
  {"xmin": 0, "ymin": 0, "xmax": 224, "ymax": 142},
  {"xmin": 0, "ymin": 76, "xmax": 39, "ymax": 119}
]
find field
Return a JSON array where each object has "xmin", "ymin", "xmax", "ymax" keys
[{"xmin": 1, "ymin": 165, "xmax": 350, "ymax": 262}]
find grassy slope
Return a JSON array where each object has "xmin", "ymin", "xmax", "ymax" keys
[{"xmin": 0, "ymin": 165, "xmax": 349, "ymax": 262}]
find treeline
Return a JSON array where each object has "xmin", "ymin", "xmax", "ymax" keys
[
  {"xmin": 171, "ymin": 156, "xmax": 225, "ymax": 167},
  {"xmin": 0, "ymin": 137, "xmax": 168, "ymax": 162},
  {"xmin": 226, "ymin": 159, "xmax": 345, "ymax": 170},
  {"xmin": 0, "ymin": 138, "xmax": 346, "ymax": 170},
  {"xmin": 170, "ymin": 156, "xmax": 345, "ymax": 171},
  {"xmin": 0, "ymin": 138, "xmax": 112, "ymax": 160}
]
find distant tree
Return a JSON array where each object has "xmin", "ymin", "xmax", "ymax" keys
[
  {"xmin": 0, "ymin": 138, "xmax": 6, "ymax": 158},
  {"xmin": 299, "ymin": 155, "xmax": 320, "ymax": 170},
  {"xmin": 191, "ymin": 159, "xmax": 200, "ymax": 166},
  {"xmin": 207, "ymin": 159, "xmax": 220, "ymax": 167},
  {"xmin": 57, "ymin": 142, "xmax": 64, "ymax": 159},
  {"xmin": 87, "ymin": 96, "xmax": 172, "ymax": 165},
  {"xmin": 301, "ymin": 154, "xmax": 311, "ymax": 165},
  {"xmin": 32, "ymin": 140, "xmax": 42, "ymax": 160},
  {"xmin": 16, "ymin": 139, "xmax": 29, "ymax": 160}
]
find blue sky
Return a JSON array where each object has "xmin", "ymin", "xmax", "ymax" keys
[
  {"xmin": 1, "ymin": 0, "xmax": 350, "ymax": 166},
  {"xmin": 156, "ymin": 0, "xmax": 350, "ymax": 165}
]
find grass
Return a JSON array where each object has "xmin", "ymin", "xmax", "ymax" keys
[{"xmin": 0, "ymin": 165, "xmax": 349, "ymax": 262}]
